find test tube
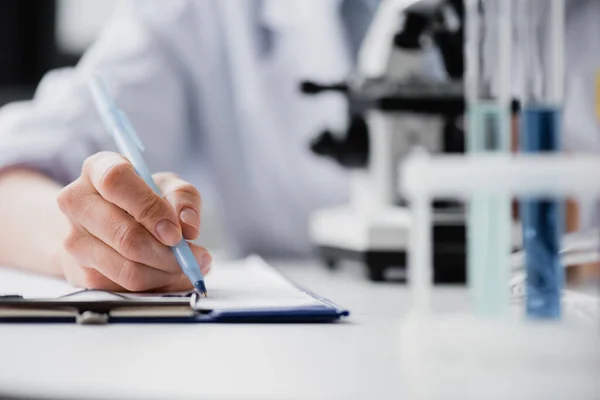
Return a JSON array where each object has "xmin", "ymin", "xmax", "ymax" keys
[
  {"xmin": 518, "ymin": 0, "xmax": 565, "ymax": 319},
  {"xmin": 465, "ymin": 0, "xmax": 512, "ymax": 315}
]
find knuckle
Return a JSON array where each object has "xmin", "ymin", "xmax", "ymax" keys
[
  {"xmin": 56, "ymin": 188, "xmax": 70, "ymax": 213},
  {"xmin": 137, "ymin": 193, "xmax": 166, "ymax": 222},
  {"xmin": 99, "ymin": 161, "xmax": 132, "ymax": 193},
  {"xmin": 80, "ymin": 268, "xmax": 104, "ymax": 289},
  {"xmin": 81, "ymin": 154, "xmax": 98, "ymax": 176},
  {"xmin": 82, "ymin": 152, "xmax": 112, "ymax": 177},
  {"xmin": 166, "ymin": 182, "xmax": 202, "ymax": 212},
  {"xmin": 62, "ymin": 229, "xmax": 82, "ymax": 254},
  {"xmin": 56, "ymin": 182, "xmax": 80, "ymax": 213},
  {"xmin": 117, "ymin": 259, "xmax": 146, "ymax": 292},
  {"xmin": 176, "ymin": 182, "xmax": 200, "ymax": 199},
  {"xmin": 114, "ymin": 223, "xmax": 147, "ymax": 262},
  {"xmin": 153, "ymin": 172, "xmax": 179, "ymax": 185}
]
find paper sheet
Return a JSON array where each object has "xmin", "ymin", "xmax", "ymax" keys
[{"xmin": 0, "ymin": 256, "xmax": 323, "ymax": 311}]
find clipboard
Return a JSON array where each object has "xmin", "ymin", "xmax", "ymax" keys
[{"xmin": 0, "ymin": 257, "xmax": 350, "ymax": 325}]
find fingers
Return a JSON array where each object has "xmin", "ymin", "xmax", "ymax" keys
[
  {"xmin": 65, "ymin": 267, "xmax": 129, "ymax": 292},
  {"xmin": 63, "ymin": 226, "xmax": 183, "ymax": 292},
  {"xmin": 61, "ymin": 251, "xmax": 128, "ymax": 292},
  {"xmin": 83, "ymin": 152, "xmax": 182, "ymax": 246},
  {"xmin": 156, "ymin": 273, "xmax": 195, "ymax": 293},
  {"xmin": 59, "ymin": 225, "xmax": 212, "ymax": 292},
  {"xmin": 154, "ymin": 172, "xmax": 202, "ymax": 240},
  {"xmin": 56, "ymin": 151, "xmax": 210, "ymax": 293},
  {"xmin": 153, "ymin": 244, "xmax": 212, "ymax": 292},
  {"xmin": 189, "ymin": 242, "xmax": 213, "ymax": 276},
  {"xmin": 59, "ymin": 179, "xmax": 179, "ymax": 273}
]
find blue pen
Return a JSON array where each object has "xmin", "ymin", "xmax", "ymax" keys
[{"xmin": 87, "ymin": 75, "xmax": 207, "ymax": 296}]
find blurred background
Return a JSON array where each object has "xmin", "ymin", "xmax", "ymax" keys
[{"xmin": 0, "ymin": 0, "xmax": 116, "ymax": 106}]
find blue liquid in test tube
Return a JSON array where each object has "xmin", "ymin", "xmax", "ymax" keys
[{"xmin": 520, "ymin": 106, "xmax": 564, "ymax": 318}]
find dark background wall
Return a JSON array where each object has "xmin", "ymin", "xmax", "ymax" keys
[{"xmin": 0, "ymin": 0, "xmax": 79, "ymax": 106}]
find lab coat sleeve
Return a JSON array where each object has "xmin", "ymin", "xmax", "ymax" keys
[{"xmin": 0, "ymin": 0, "xmax": 198, "ymax": 185}]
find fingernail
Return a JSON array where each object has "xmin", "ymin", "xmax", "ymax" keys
[
  {"xmin": 180, "ymin": 207, "xmax": 199, "ymax": 231},
  {"xmin": 200, "ymin": 252, "xmax": 212, "ymax": 273},
  {"xmin": 156, "ymin": 219, "xmax": 181, "ymax": 246}
]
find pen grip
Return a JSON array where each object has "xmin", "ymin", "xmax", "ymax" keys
[{"xmin": 172, "ymin": 239, "xmax": 204, "ymax": 282}]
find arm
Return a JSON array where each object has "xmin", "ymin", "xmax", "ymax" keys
[{"xmin": 0, "ymin": 169, "xmax": 68, "ymax": 277}]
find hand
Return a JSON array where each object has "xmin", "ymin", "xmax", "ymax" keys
[{"xmin": 56, "ymin": 151, "xmax": 211, "ymax": 292}]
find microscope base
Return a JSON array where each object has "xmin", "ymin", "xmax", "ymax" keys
[
  {"xmin": 309, "ymin": 207, "xmax": 466, "ymax": 283},
  {"xmin": 315, "ymin": 243, "xmax": 465, "ymax": 283},
  {"xmin": 316, "ymin": 245, "xmax": 407, "ymax": 281}
]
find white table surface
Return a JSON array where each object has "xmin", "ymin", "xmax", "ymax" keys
[{"xmin": 0, "ymin": 261, "xmax": 598, "ymax": 400}]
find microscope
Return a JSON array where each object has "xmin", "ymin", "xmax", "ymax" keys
[{"xmin": 302, "ymin": 0, "xmax": 466, "ymax": 282}]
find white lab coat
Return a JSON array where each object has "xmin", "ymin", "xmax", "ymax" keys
[{"xmin": 0, "ymin": 0, "xmax": 598, "ymax": 256}]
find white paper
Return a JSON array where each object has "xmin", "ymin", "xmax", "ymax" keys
[
  {"xmin": 0, "ymin": 267, "xmax": 75, "ymax": 299},
  {"xmin": 0, "ymin": 256, "xmax": 323, "ymax": 311}
]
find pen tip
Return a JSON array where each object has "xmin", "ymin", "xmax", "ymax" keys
[{"xmin": 193, "ymin": 280, "xmax": 207, "ymax": 297}]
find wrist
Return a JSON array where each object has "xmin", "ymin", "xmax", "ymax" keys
[{"xmin": 0, "ymin": 168, "xmax": 70, "ymax": 277}]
